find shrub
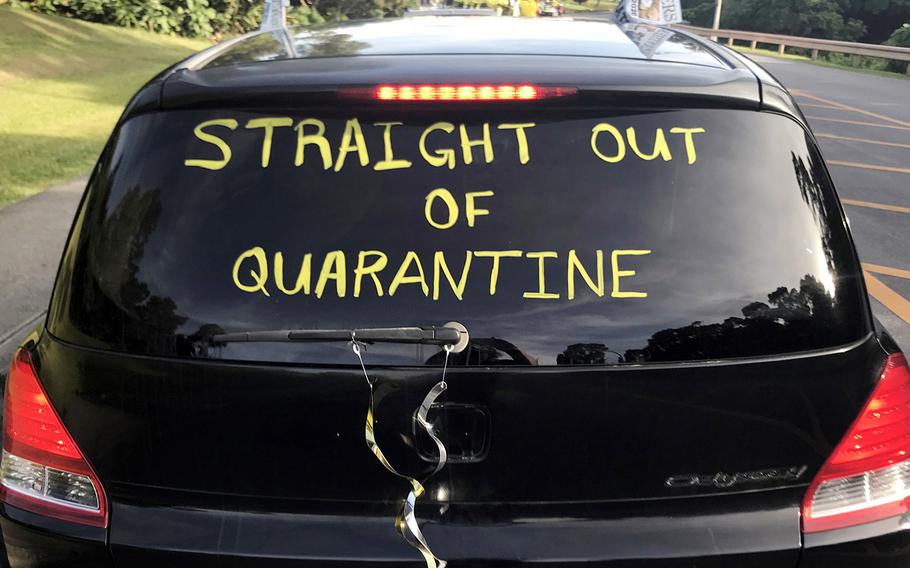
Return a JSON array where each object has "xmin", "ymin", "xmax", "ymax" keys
[
  {"xmin": 9, "ymin": 0, "xmax": 324, "ymax": 38},
  {"xmin": 884, "ymin": 22, "xmax": 910, "ymax": 73}
]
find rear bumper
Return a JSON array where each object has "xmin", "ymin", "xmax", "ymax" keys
[
  {"xmin": 0, "ymin": 504, "xmax": 110, "ymax": 568},
  {"xmin": 107, "ymin": 498, "xmax": 800, "ymax": 564},
  {"xmin": 3, "ymin": 496, "xmax": 910, "ymax": 568}
]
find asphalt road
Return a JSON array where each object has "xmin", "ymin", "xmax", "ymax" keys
[
  {"xmin": 0, "ymin": 177, "xmax": 85, "ymax": 373},
  {"xmin": 0, "ymin": 55, "xmax": 908, "ymax": 372}
]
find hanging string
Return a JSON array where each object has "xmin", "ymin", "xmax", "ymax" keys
[{"xmin": 352, "ymin": 337, "xmax": 452, "ymax": 568}]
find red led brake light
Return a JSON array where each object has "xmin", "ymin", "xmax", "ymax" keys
[{"xmin": 341, "ymin": 84, "xmax": 577, "ymax": 102}]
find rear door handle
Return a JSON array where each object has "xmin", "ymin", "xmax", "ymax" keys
[{"xmin": 414, "ymin": 403, "xmax": 491, "ymax": 464}]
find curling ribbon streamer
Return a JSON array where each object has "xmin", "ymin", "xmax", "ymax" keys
[{"xmin": 352, "ymin": 339, "xmax": 452, "ymax": 568}]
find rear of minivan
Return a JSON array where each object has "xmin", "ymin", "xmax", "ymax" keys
[{"xmin": 3, "ymin": 19, "xmax": 910, "ymax": 568}]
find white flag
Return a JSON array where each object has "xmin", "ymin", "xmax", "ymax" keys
[
  {"xmin": 616, "ymin": 0, "xmax": 683, "ymax": 25},
  {"xmin": 261, "ymin": 0, "xmax": 290, "ymax": 30}
]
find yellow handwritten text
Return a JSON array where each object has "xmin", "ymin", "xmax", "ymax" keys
[{"xmin": 232, "ymin": 248, "xmax": 652, "ymax": 301}]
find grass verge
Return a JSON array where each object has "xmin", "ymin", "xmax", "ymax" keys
[{"xmin": 0, "ymin": 6, "xmax": 211, "ymax": 208}]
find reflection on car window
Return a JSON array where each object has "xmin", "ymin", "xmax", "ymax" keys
[{"xmin": 202, "ymin": 20, "xmax": 725, "ymax": 69}]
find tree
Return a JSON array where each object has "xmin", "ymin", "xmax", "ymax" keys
[
  {"xmin": 839, "ymin": 0, "xmax": 910, "ymax": 43},
  {"xmin": 312, "ymin": 0, "xmax": 411, "ymax": 20},
  {"xmin": 681, "ymin": 0, "xmax": 718, "ymax": 27},
  {"xmin": 680, "ymin": 0, "xmax": 865, "ymax": 40},
  {"xmin": 884, "ymin": 22, "xmax": 910, "ymax": 71},
  {"xmin": 724, "ymin": 0, "xmax": 865, "ymax": 40}
]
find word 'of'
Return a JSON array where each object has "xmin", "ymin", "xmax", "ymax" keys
[
  {"xmin": 184, "ymin": 118, "xmax": 706, "ymax": 171},
  {"xmin": 232, "ymin": 247, "xmax": 652, "ymax": 301}
]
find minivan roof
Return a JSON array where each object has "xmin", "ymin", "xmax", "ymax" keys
[
  {"xmin": 123, "ymin": 16, "xmax": 803, "ymax": 125},
  {"xmin": 197, "ymin": 17, "xmax": 728, "ymax": 69}
]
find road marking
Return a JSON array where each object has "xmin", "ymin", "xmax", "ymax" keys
[
  {"xmin": 842, "ymin": 198, "xmax": 910, "ymax": 215},
  {"xmin": 816, "ymin": 133, "xmax": 910, "ymax": 150},
  {"xmin": 804, "ymin": 116, "xmax": 910, "ymax": 132},
  {"xmin": 828, "ymin": 160, "xmax": 910, "ymax": 174},
  {"xmin": 843, "ymin": 198, "xmax": 910, "ymax": 214},
  {"xmin": 864, "ymin": 263, "xmax": 910, "ymax": 281},
  {"xmin": 793, "ymin": 91, "xmax": 910, "ymax": 129},
  {"xmin": 0, "ymin": 311, "xmax": 45, "ymax": 350},
  {"xmin": 798, "ymin": 102, "xmax": 841, "ymax": 110},
  {"xmin": 864, "ymin": 271, "xmax": 910, "ymax": 326}
]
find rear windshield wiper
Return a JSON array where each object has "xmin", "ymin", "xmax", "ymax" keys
[{"xmin": 211, "ymin": 325, "xmax": 464, "ymax": 346}]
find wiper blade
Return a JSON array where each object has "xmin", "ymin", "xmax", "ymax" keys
[{"xmin": 212, "ymin": 325, "xmax": 464, "ymax": 346}]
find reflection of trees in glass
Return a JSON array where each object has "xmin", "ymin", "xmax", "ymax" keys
[
  {"xmin": 791, "ymin": 151, "xmax": 837, "ymax": 272},
  {"xmin": 82, "ymin": 186, "xmax": 186, "ymax": 353},
  {"xmin": 624, "ymin": 274, "xmax": 836, "ymax": 363},
  {"xmin": 205, "ymin": 33, "xmax": 289, "ymax": 68},
  {"xmin": 294, "ymin": 30, "xmax": 369, "ymax": 57},
  {"xmin": 203, "ymin": 28, "xmax": 370, "ymax": 67},
  {"xmin": 178, "ymin": 323, "xmax": 226, "ymax": 358},
  {"xmin": 425, "ymin": 337, "xmax": 536, "ymax": 366},
  {"xmin": 557, "ymin": 343, "xmax": 624, "ymax": 365}
]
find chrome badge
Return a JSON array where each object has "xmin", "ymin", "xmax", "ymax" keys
[{"xmin": 665, "ymin": 465, "xmax": 808, "ymax": 489}]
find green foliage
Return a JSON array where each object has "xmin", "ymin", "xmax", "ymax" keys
[
  {"xmin": 9, "ymin": 0, "xmax": 322, "ymax": 38},
  {"xmin": 886, "ymin": 21, "xmax": 910, "ymax": 45},
  {"xmin": 681, "ymin": 0, "xmax": 717, "ymax": 27},
  {"xmin": 840, "ymin": 0, "xmax": 910, "ymax": 43},
  {"xmin": 311, "ymin": 0, "xmax": 412, "ymax": 20},
  {"xmin": 682, "ymin": 0, "xmax": 865, "ymax": 40},
  {"xmin": 884, "ymin": 22, "xmax": 910, "ymax": 71}
]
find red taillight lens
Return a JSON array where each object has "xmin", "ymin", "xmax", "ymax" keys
[
  {"xmin": 802, "ymin": 353, "xmax": 910, "ymax": 533},
  {"xmin": 0, "ymin": 350, "xmax": 107, "ymax": 527},
  {"xmin": 342, "ymin": 84, "xmax": 577, "ymax": 102}
]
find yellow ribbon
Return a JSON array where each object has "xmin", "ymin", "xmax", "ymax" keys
[{"xmin": 354, "ymin": 341, "xmax": 451, "ymax": 568}]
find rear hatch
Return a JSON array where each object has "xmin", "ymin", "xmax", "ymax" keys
[{"xmin": 39, "ymin": 94, "xmax": 882, "ymax": 564}]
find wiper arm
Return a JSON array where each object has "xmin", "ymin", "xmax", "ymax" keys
[{"xmin": 212, "ymin": 325, "xmax": 465, "ymax": 346}]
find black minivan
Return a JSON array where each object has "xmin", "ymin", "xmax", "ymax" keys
[{"xmin": 3, "ymin": 15, "xmax": 910, "ymax": 568}]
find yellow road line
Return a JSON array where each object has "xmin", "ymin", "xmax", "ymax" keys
[
  {"xmin": 804, "ymin": 116, "xmax": 910, "ymax": 132},
  {"xmin": 816, "ymin": 133, "xmax": 910, "ymax": 150},
  {"xmin": 793, "ymin": 91, "xmax": 910, "ymax": 129},
  {"xmin": 828, "ymin": 160, "xmax": 910, "ymax": 174},
  {"xmin": 864, "ymin": 271, "xmax": 910, "ymax": 326},
  {"xmin": 842, "ymin": 198, "xmax": 910, "ymax": 215},
  {"xmin": 798, "ymin": 102, "xmax": 841, "ymax": 110},
  {"xmin": 864, "ymin": 263, "xmax": 910, "ymax": 280}
]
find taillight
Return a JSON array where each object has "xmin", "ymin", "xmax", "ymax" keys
[
  {"xmin": 339, "ymin": 84, "xmax": 577, "ymax": 102},
  {"xmin": 802, "ymin": 353, "xmax": 910, "ymax": 533},
  {"xmin": 0, "ymin": 349, "xmax": 107, "ymax": 527}
]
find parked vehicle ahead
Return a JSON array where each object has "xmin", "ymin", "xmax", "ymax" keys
[
  {"xmin": 537, "ymin": 0, "xmax": 563, "ymax": 16},
  {"xmin": 2, "ymin": 15, "xmax": 909, "ymax": 568}
]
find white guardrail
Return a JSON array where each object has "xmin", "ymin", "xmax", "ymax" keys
[{"xmin": 673, "ymin": 24, "xmax": 910, "ymax": 74}]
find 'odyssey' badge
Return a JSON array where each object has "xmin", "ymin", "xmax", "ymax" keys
[{"xmin": 665, "ymin": 465, "xmax": 808, "ymax": 489}]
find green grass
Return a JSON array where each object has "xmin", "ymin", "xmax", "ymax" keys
[
  {"xmin": 562, "ymin": 0, "xmax": 617, "ymax": 12},
  {"xmin": 731, "ymin": 45, "xmax": 910, "ymax": 81},
  {"xmin": 0, "ymin": 6, "xmax": 211, "ymax": 208}
]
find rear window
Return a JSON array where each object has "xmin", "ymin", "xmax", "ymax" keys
[{"xmin": 49, "ymin": 107, "xmax": 869, "ymax": 366}]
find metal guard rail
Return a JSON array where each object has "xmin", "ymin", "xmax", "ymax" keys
[{"xmin": 673, "ymin": 24, "xmax": 910, "ymax": 72}]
